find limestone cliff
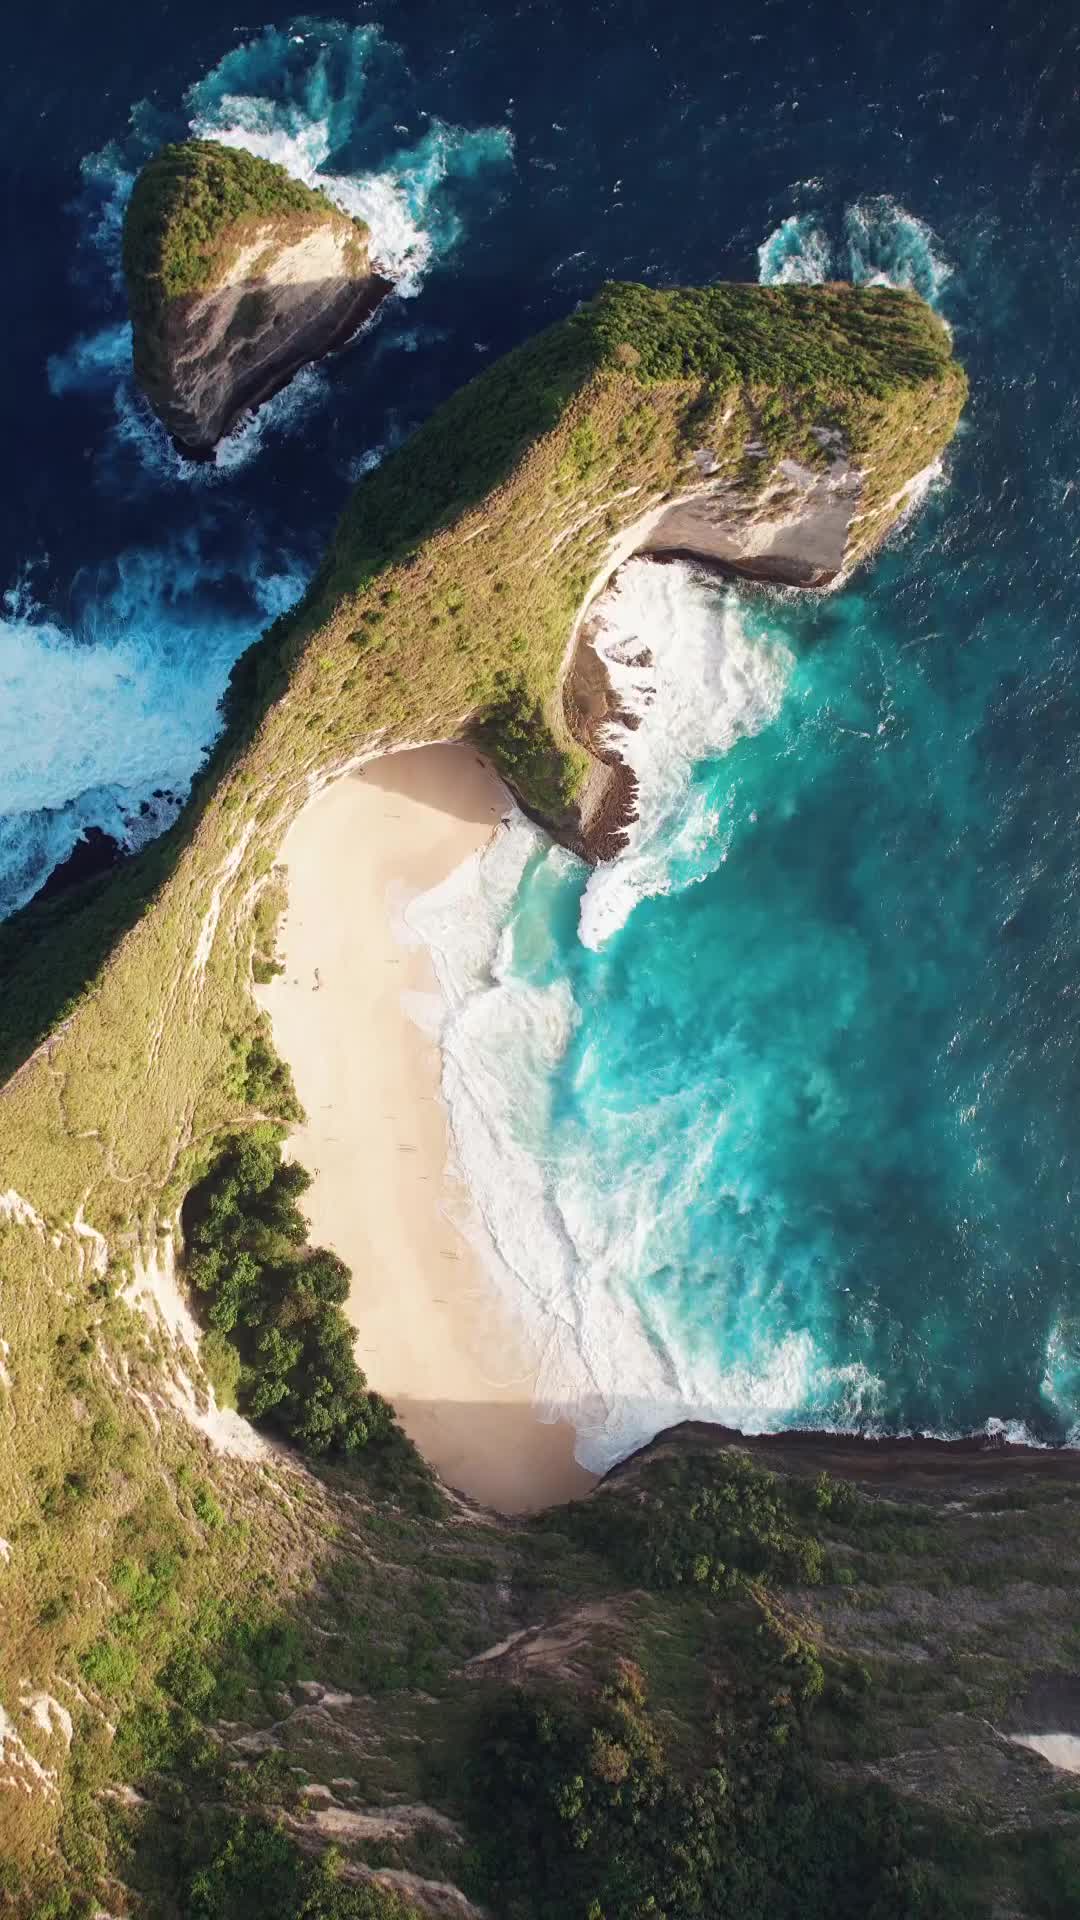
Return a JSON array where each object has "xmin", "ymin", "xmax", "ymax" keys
[{"xmin": 123, "ymin": 140, "xmax": 389, "ymax": 454}]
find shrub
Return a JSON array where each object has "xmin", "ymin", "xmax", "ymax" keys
[
  {"xmin": 186, "ymin": 1818, "xmax": 419, "ymax": 1919},
  {"xmin": 201, "ymin": 1329, "xmax": 242, "ymax": 1408},
  {"xmin": 182, "ymin": 1126, "xmax": 394, "ymax": 1460},
  {"xmin": 123, "ymin": 140, "xmax": 361, "ymax": 308}
]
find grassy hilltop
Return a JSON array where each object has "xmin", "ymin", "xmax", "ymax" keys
[
  {"xmin": 1, "ymin": 278, "xmax": 963, "ymax": 1085},
  {"xmin": 0, "ymin": 282, "xmax": 1042, "ymax": 1920}
]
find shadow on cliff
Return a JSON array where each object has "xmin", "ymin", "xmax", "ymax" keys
[
  {"xmin": 0, "ymin": 816, "xmax": 190, "ymax": 1087},
  {"xmin": 386, "ymin": 1399, "xmax": 1080, "ymax": 1519},
  {"xmin": 350, "ymin": 742, "xmax": 512, "ymax": 826},
  {"xmin": 0, "ymin": 307, "xmax": 593, "ymax": 1085}
]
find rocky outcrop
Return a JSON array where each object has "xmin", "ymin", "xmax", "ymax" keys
[
  {"xmin": 123, "ymin": 140, "xmax": 390, "ymax": 455},
  {"xmin": 639, "ymin": 437, "xmax": 870, "ymax": 586},
  {"xmin": 561, "ymin": 421, "xmax": 942, "ymax": 859}
]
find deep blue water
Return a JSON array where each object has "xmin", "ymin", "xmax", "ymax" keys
[{"xmin": 3, "ymin": 1, "xmax": 1079, "ymax": 1464}]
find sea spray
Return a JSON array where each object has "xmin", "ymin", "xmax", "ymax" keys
[
  {"xmin": 46, "ymin": 323, "xmax": 132, "ymax": 397},
  {"xmin": 843, "ymin": 196, "xmax": 951, "ymax": 304},
  {"xmin": 758, "ymin": 195, "xmax": 951, "ymax": 307},
  {"xmin": 578, "ymin": 559, "xmax": 792, "ymax": 950},
  {"xmin": 11, "ymin": 17, "xmax": 516, "ymax": 909},
  {"xmin": 756, "ymin": 213, "xmax": 832, "ymax": 285},
  {"xmin": 0, "ymin": 544, "xmax": 305, "ymax": 914},
  {"xmin": 186, "ymin": 21, "xmax": 515, "ymax": 299},
  {"xmin": 402, "ymin": 816, "xmax": 610, "ymax": 1440}
]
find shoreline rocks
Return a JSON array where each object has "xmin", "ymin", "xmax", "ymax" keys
[{"xmin": 559, "ymin": 439, "xmax": 940, "ymax": 863}]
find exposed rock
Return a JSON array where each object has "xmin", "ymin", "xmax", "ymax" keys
[
  {"xmin": 30, "ymin": 826, "xmax": 121, "ymax": 904},
  {"xmin": 561, "ymin": 433, "xmax": 942, "ymax": 860},
  {"xmin": 601, "ymin": 1416, "xmax": 1080, "ymax": 1490},
  {"xmin": 123, "ymin": 140, "xmax": 390, "ymax": 455}
]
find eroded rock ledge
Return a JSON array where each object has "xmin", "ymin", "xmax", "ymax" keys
[
  {"xmin": 123, "ymin": 140, "xmax": 390, "ymax": 456},
  {"xmin": 561, "ymin": 423, "xmax": 940, "ymax": 860},
  {"xmin": 607, "ymin": 1416, "xmax": 1080, "ymax": 1489}
]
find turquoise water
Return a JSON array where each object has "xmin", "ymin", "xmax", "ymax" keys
[
  {"xmin": 420, "ymin": 506, "xmax": 1080, "ymax": 1463},
  {"xmin": 412, "ymin": 196, "xmax": 1080, "ymax": 1469}
]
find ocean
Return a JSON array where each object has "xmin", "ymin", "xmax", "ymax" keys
[{"xmin": 3, "ymin": 1, "xmax": 1078, "ymax": 1469}]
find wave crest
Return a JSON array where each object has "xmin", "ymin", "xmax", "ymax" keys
[
  {"xmin": 186, "ymin": 21, "xmax": 514, "ymax": 298},
  {"xmin": 0, "ymin": 545, "xmax": 304, "ymax": 915},
  {"xmin": 578, "ymin": 559, "xmax": 793, "ymax": 951},
  {"xmin": 758, "ymin": 195, "xmax": 951, "ymax": 307}
]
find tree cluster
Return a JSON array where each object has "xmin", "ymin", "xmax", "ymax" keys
[
  {"xmin": 183, "ymin": 1126, "xmax": 392, "ymax": 1457},
  {"xmin": 467, "ymin": 1658, "xmax": 955, "ymax": 1920},
  {"xmin": 556, "ymin": 1448, "xmax": 862, "ymax": 1593}
]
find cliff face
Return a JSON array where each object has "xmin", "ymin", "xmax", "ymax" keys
[{"xmin": 123, "ymin": 141, "xmax": 389, "ymax": 454}]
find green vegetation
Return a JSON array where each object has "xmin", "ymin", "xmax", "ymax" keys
[
  {"xmin": 183, "ymin": 1127, "xmax": 393, "ymax": 1457},
  {"xmin": 121, "ymin": 139, "xmax": 371, "ymax": 424},
  {"xmin": 0, "ymin": 280, "xmax": 964, "ymax": 1086},
  {"xmin": 183, "ymin": 1819, "xmax": 419, "ymax": 1919},
  {"xmin": 251, "ymin": 872, "xmax": 288, "ymax": 983},
  {"xmin": 590, "ymin": 277, "xmax": 953, "ymax": 395},
  {"xmin": 224, "ymin": 281, "xmax": 963, "ymax": 801},
  {"xmin": 554, "ymin": 1447, "xmax": 862, "ymax": 1590},
  {"xmin": 225, "ymin": 1020, "xmax": 302, "ymax": 1121},
  {"xmin": 123, "ymin": 140, "xmax": 362, "ymax": 311}
]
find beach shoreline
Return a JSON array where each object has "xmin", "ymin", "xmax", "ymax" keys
[{"xmin": 256, "ymin": 744, "xmax": 598, "ymax": 1513}]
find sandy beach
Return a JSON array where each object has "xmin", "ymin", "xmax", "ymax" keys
[{"xmin": 257, "ymin": 744, "xmax": 597, "ymax": 1513}]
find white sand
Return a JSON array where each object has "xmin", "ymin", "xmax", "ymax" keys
[{"xmin": 257, "ymin": 745, "xmax": 597, "ymax": 1513}]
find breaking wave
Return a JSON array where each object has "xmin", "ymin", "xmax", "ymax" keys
[
  {"xmin": 405, "ymin": 796, "xmax": 888, "ymax": 1473},
  {"xmin": 186, "ymin": 21, "xmax": 514, "ymax": 298},
  {"xmin": 758, "ymin": 195, "xmax": 951, "ymax": 306},
  {"xmin": 578, "ymin": 559, "xmax": 792, "ymax": 950},
  {"xmin": 756, "ymin": 214, "xmax": 832, "ymax": 285},
  {"xmin": 8, "ymin": 17, "xmax": 514, "ymax": 909}
]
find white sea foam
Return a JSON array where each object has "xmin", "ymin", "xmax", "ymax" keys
[
  {"xmin": 843, "ymin": 195, "xmax": 951, "ymax": 304},
  {"xmin": 0, "ymin": 549, "xmax": 304, "ymax": 914},
  {"xmin": 46, "ymin": 323, "xmax": 132, "ymax": 396},
  {"xmin": 577, "ymin": 558, "xmax": 792, "ymax": 950},
  {"xmin": 403, "ymin": 817, "xmax": 595, "ymax": 1402},
  {"xmin": 110, "ymin": 363, "xmax": 334, "ymax": 486},
  {"xmin": 756, "ymin": 214, "xmax": 832, "ymax": 285},
  {"xmin": 186, "ymin": 25, "xmax": 514, "ymax": 300},
  {"xmin": 402, "ymin": 790, "xmax": 889, "ymax": 1472},
  {"xmin": 758, "ymin": 194, "xmax": 951, "ymax": 309},
  {"xmin": 14, "ymin": 22, "xmax": 514, "ymax": 908},
  {"xmin": 1039, "ymin": 1319, "xmax": 1080, "ymax": 1435}
]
